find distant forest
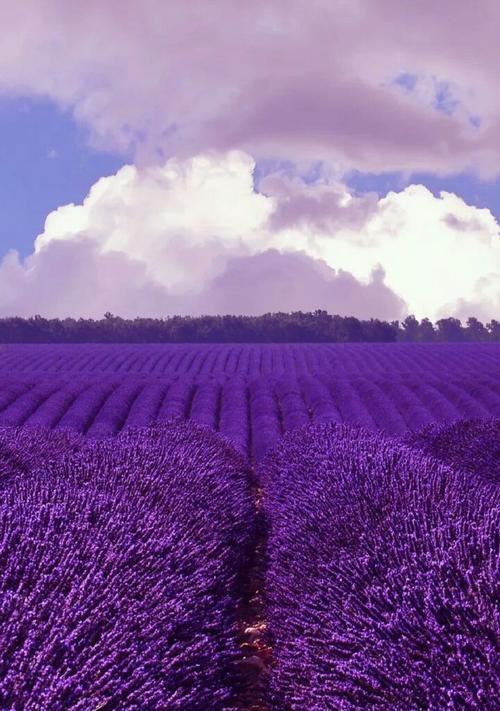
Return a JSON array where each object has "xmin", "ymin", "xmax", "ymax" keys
[{"xmin": 0, "ymin": 312, "xmax": 498, "ymax": 343}]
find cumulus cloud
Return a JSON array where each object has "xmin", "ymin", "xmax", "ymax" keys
[
  {"xmin": 326, "ymin": 185, "xmax": 500, "ymax": 320},
  {"xmin": 0, "ymin": 151, "xmax": 498, "ymax": 320},
  {"xmin": 442, "ymin": 274, "xmax": 500, "ymax": 323},
  {"xmin": 34, "ymin": 151, "xmax": 272, "ymax": 291},
  {"xmin": 0, "ymin": 238, "xmax": 173, "ymax": 319},
  {"xmin": 1, "ymin": 1, "xmax": 500, "ymax": 174},
  {"xmin": 259, "ymin": 173, "xmax": 378, "ymax": 233},
  {"xmin": 442, "ymin": 213, "xmax": 485, "ymax": 232},
  {"xmin": 199, "ymin": 250, "xmax": 406, "ymax": 318}
]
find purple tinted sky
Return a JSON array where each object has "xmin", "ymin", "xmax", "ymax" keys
[{"xmin": 0, "ymin": 2, "xmax": 498, "ymax": 321}]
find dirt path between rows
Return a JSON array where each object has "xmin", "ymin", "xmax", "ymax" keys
[{"xmin": 235, "ymin": 478, "xmax": 273, "ymax": 710}]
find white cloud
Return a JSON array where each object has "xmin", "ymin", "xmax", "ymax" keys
[
  {"xmin": 0, "ymin": 151, "xmax": 498, "ymax": 320},
  {"xmin": 310, "ymin": 184, "xmax": 500, "ymax": 319},
  {"xmin": 34, "ymin": 151, "xmax": 272, "ymax": 291},
  {"xmin": 443, "ymin": 274, "xmax": 500, "ymax": 322}
]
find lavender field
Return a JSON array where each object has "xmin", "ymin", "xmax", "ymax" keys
[
  {"xmin": 0, "ymin": 342, "xmax": 499, "ymax": 461},
  {"xmin": 0, "ymin": 343, "xmax": 499, "ymax": 709}
]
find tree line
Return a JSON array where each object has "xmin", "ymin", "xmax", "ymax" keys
[{"xmin": 0, "ymin": 312, "xmax": 498, "ymax": 343}]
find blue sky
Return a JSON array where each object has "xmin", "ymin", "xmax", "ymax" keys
[
  {"xmin": 345, "ymin": 169, "xmax": 500, "ymax": 218},
  {"xmin": 0, "ymin": 97, "xmax": 124, "ymax": 257}
]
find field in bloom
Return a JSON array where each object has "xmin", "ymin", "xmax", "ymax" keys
[
  {"xmin": 0, "ymin": 343, "xmax": 498, "ymax": 708},
  {"xmin": 0, "ymin": 342, "xmax": 499, "ymax": 461}
]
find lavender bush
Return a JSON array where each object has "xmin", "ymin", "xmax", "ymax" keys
[
  {"xmin": 405, "ymin": 418, "xmax": 500, "ymax": 485},
  {"xmin": 219, "ymin": 376, "xmax": 248, "ymax": 456},
  {"xmin": 0, "ymin": 422, "xmax": 254, "ymax": 710},
  {"xmin": 0, "ymin": 426, "xmax": 82, "ymax": 483},
  {"xmin": 262, "ymin": 423, "xmax": 499, "ymax": 710},
  {"xmin": 249, "ymin": 378, "xmax": 282, "ymax": 463},
  {"xmin": 57, "ymin": 380, "xmax": 116, "ymax": 433},
  {"xmin": 275, "ymin": 377, "xmax": 310, "ymax": 431}
]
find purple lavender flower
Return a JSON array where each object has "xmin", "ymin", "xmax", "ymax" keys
[
  {"xmin": 0, "ymin": 422, "xmax": 254, "ymax": 709},
  {"xmin": 0, "ymin": 426, "xmax": 82, "ymax": 483},
  {"xmin": 262, "ymin": 423, "xmax": 499, "ymax": 710},
  {"xmin": 405, "ymin": 418, "xmax": 500, "ymax": 485}
]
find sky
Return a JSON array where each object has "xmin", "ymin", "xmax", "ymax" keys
[{"xmin": 0, "ymin": 0, "xmax": 499, "ymax": 322}]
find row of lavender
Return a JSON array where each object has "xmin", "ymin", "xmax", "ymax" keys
[
  {"xmin": 1, "ymin": 342, "xmax": 499, "ymax": 378},
  {"xmin": 0, "ymin": 371, "xmax": 498, "ymax": 461},
  {"xmin": 0, "ymin": 424, "xmax": 254, "ymax": 710},
  {"xmin": 1, "ymin": 419, "xmax": 498, "ymax": 708},
  {"xmin": 262, "ymin": 419, "xmax": 499, "ymax": 710}
]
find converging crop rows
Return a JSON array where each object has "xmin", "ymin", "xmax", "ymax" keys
[
  {"xmin": 0, "ymin": 343, "xmax": 498, "ymax": 709},
  {"xmin": 0, "ymin": 343, "xmax": 498, "ymax": 462}
]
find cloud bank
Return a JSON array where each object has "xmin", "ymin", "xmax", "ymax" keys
[
  {"xmin": 0, "ymin": 152, "xmax": 497, "ymax": 320},
  {"xmin": 200, "ymin": 251, "xmax": 405, "ymax": 319},
  {"xmin": 1, "ymin": 1, "xmax": 500, "ymax": 175}
]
